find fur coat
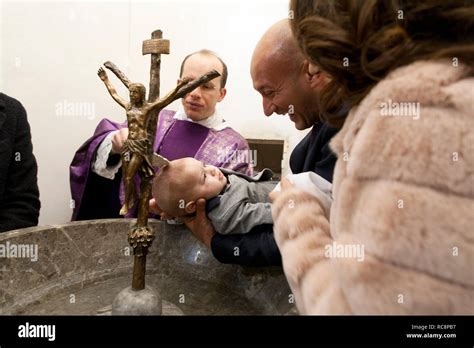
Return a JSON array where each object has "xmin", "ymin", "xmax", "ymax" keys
[{"xmin": 272, "ymin": 60, "xmax": 474, "ymax": 314}]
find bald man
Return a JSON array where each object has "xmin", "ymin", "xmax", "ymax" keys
[
  {"xmin": 251, "ymin": 19, "xmax": 326, "ymax": 130},
  {"xmin": 250, "ymin": 19, "xmax": 341, "ymax": 179},
  {"xmin": 184, "ymin": 20, "xmax": 344, "ymax": 266}
]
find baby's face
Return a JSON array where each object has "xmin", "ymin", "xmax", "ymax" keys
[{"xmin": 178, "ymin": 158, "xmax": 227, "ymax": 200}]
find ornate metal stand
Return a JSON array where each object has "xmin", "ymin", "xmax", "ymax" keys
[{"xmin": 99, "ymin": 29, "xmax": 219, "ymax": 315}]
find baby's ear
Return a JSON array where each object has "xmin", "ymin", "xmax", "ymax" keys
[{"xmin": 185, "ymin": 201, "xmax": 196, "ymax": 214}]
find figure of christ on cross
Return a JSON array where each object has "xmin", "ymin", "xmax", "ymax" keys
[{"xmin": 97, "ymin": 64, "xmax": 220, "ymax": 229}]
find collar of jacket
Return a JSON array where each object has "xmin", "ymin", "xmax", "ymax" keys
[
  {"xmin": 220, "ymin": 167, "xmax": 274, "ymax": 182},
  {"xmin": 205, "ymin": 168, "xmax": 274, "ymax": 214}
]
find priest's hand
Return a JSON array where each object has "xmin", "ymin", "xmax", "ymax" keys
[
  {"xmin": 183, "ymin": 198, "xmax": 215, "ymax": 248},
  {"xmin": 111, "ymin": 127, "xmax": 129, "ymax": 154}
]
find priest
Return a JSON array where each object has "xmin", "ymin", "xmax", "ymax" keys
[{"xmin": 70, "ymin": 50, "xmax": 252, "ymax": 220}]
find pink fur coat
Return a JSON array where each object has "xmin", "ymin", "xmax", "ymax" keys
[{"xmin": 272, "ymin": 60, "xmax": 474, "ymax": 314}]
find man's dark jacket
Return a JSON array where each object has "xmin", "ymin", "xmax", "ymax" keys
[
  {"xmin": 0, "ymin": 93, "xmax": 40, "ymax": 232},
  {"xmin": 211, "ymin": 121, "xmax": 340, "ymax": 266}
]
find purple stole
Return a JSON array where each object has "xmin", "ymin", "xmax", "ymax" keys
[{"xmin": 157, "ymin": 120, "xmax": 210, "ymax": 160}]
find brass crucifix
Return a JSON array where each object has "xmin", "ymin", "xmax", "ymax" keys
[{"xmin": 98, "ymin": 30, "xmax": 220, "ymax": 291}]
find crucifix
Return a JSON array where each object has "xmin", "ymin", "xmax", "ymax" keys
[
  {"xmin": 143, "ymin": 29, "xmax": 170, "ymax": 145},
  {"xmin": 99, "ymin": 29, "xmax": 220, "ymax": 314}
]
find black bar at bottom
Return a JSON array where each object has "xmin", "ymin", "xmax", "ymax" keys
[{"xmin": 0, "ymin": 315, "xmax": 472, "ymax": 346}]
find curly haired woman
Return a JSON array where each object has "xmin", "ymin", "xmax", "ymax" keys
[{"xmin": 272, "ymin": 0, "xmax": 474, "ymax": 314}]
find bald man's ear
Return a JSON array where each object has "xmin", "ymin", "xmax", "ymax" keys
[{"xmin": 304, "ymin": 60, "xmax": 327, "ymax": 90}]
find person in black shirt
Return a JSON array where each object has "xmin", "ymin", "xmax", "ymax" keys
[{"xmin": 0, "ymin": 93, "xmax": 40, "ymax": 232}]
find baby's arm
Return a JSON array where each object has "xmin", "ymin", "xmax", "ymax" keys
[{"xmin": 208, "ymin": 201, "xmax": 273, "ymax": 235}]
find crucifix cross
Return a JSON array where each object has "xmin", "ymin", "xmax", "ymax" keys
[
  {"xmin": 99, "ymin": 28, "xmax": 220, "ymax": 295},
  {"xmin": 142, "ymin": 29, "xmax": 170, "ymax": 102}
]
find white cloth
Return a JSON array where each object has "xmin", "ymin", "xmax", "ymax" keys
[
  {"xmin": 272, "ymin": 172, "xmax": 333, "ymax": 216},
  {"xmin": 172, "ymin": 106, "xmax": 229, "ymax": 131},
  {"xmin": 92, "ymin": 130, "xmax": 121, "ymax": 179}
]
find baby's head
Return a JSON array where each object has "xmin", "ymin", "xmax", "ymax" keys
[{"xmin": 152, "ymin": 157, "xmax": 227, "ymax": 217}]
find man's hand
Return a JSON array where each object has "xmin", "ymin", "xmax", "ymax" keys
[
  {"xmin": 150, "ymin": 197, "xmax": 215, "ymax": 248},
  {"xmin": 183, "ymin": 198, "xmax": 215, "ymax": 248},
  {"xmin": 111, "ymin": 128, "xmax": 129, "ymax": 154}
]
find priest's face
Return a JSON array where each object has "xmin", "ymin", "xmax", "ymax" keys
[
  {"xmin": 251, "ymin": 54, "xmax": 323, "ymax": 130},
  {"xmin": 179, "ymin": 54, "xmax": 227, "ymax": 122}
]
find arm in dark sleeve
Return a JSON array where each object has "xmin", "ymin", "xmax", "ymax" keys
[
  {"xmin": 75, "ymin": 140, "xmax": 122, "ymax": 220},
  {"xmin": 0, "ymin": 100, "xmax": 40, "ymax": 232},
  {"xmin": 210, "ymin": 224, "xmax": 282, "ymax": 266},
  {"xmin": 69, "ymin": 118, "xmax": 124, "ymax": 221},
  {"xmin": 75, "ymin": 169, "xmax": 122, "ymax": 220}
]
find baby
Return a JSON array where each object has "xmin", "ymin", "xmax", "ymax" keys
[{"xmin": 152, "ymin": 157, "xmax": 277, "ymax": 235}]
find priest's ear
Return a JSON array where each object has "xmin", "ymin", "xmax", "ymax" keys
[
  {"xmin": 304, "ymin": 60, "xmax": 328, "ymax": 90},
  {"xmin": 216, "ymin": 85, "xmax": 227, "ymax": 103},
  {"xmin": 185, "ymin": 201, "xmax": 197, "ymax": 214}
]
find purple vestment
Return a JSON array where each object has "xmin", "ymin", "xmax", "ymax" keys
[{"xmin": 69, "ymin": 109, "xmax": 252, "ymax": 221}]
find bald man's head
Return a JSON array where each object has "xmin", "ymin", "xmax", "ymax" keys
[
  {"xmin": 251, "ymin": 19, "xmax": 304, "ymax": 80},
  {"xmin": 250, "ymin": 19, "xmax": 327, "ymax": 130}
]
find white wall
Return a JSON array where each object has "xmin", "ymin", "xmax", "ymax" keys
[{"xmin": 0, "ymin": 0, "xmax": 308, "ymax": 225}]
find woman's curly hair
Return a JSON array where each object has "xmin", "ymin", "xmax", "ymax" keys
[{"xmin": 290, "ymin": 0, "xmax": 474, "ymax": 127}]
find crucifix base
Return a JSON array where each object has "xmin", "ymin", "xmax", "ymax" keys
[
  {"xmin": 111, "ymin": 225, "xmax": 162, "ymax": 315},
  {"xmin": 111, "ymin": 285, "xmax": 162, "ymax": 315}
]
